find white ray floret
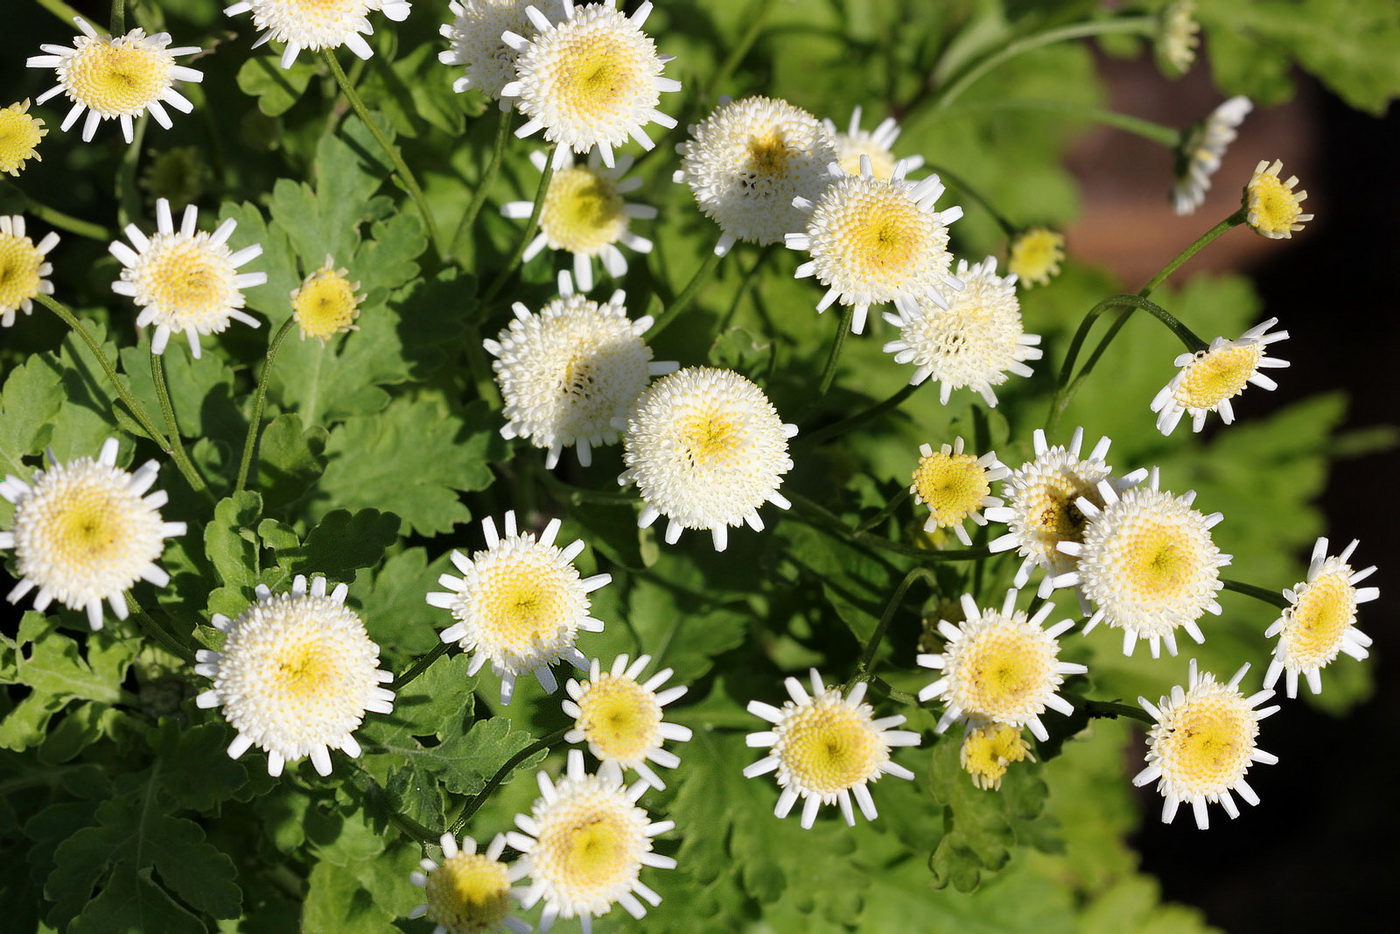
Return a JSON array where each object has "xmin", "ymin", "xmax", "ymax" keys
[
  {"xmin": 409, "ymin": 832, "xmax": 531, "ymax": 934},
  {"xmin": 0, "ymin": 439, "xmax": 184, "ymax": 631},
  {"xmin": 1172, "ymin": 96, "xmax": 1252, "ymax": 215},
  {"xmin": 440, "ymin": 0, "xmax": 565, "ymax": 106},
  {"xmin": 1151, "ymin": 318, "xmax": 1290, "ymax": 435},
  {"xmin": 822, "ymin": 106, "xmax": 924, "ymax": 179},
  {"xmin": 909, "ymin": 438, "xmax": 1009, "ymax": 546},
  {"xmin": 563, "ymin": 654, "xmax": 692, "ymax": 789},
  {"xmin": 427, "ymin": 511, "xmax": 608, "ymax": 703},
  {"xmin": 744, "ymin": 669, "xmax": 919, "ymax": 829},
  {"xmin": 225, "ymin": 0, "xmax": 413, "ymax": 70},
  {"xmin": 0, "ymin": 215, "xmax": 59, "ymax": 327}
]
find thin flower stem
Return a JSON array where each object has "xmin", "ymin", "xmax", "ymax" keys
[
  {"xmin": 110, "ymin": 0, "xmax": 124, "ymax": 33},
  {"xmin": 924, "ymin": 162, "xmax": 1016, "ymax": 235},
  {"xmin": 1081, "ymin": 699, "xmax": 1156, "ymax": 725},
  {"xmin": 651, "ymin": 247, "xmax": 724, "ymax": 335},
  {"xmin": 0, "ymin": 182, "xmax": 114, "ymax": 241},
  {"xmin": 864, "ymin": 676, "xmax": 921, "ymax": 707},
  {"xmin": 391, "ymin": 641, "xmax": 453, "ymax": 692},
  {"xmin": 1221, "ymin": 578, "xmax": 1291, "ymax": 611},
  {"xmin": 938, "ymin": 99, "xmax": 1181, "ymax": 146},
  {"xmin": 1138, "ymin": 210, "xmax": 1245, "ymax": 298},
  {"xmin": 450, "ymin": 108, "xmax": 515, "ymax": 261},
  {"xmin": 855, "ymin": 487, "xmax": 912, "ymax": 534},
  {"xmin": 124, "ymin": 594, "xmax": 195, "ymax": 663},
  {"xmin": 352, "ymin": 763, "xmax": 439, "ymax": 842},
  {"xmin": 234, "ymin": 317, "xmax": 296, "ymax": 494},
  {"xmin": 789, "ymin": 492, "xmax": 991, "ymax": 562},
  {"xmin": 717, "ymin": 243, "xmax": 776, "ymax": 333},
  {"xmin": 150, "ymin": 352, "xmax": 209, "ymax": 497},
  {"xmin": 798, "ymin": 383, "xmax": 918, "ymax": 447},
  {"xmin": 448, "ymin": 727, "xmax": 570, "ymax": 836},
  {"xmin": 34, "ymin": 0, "xmax": 87, "ymax": 26},
  {"xmin": 815, "ymin": 307, "xmax": 854, "ymax": 399},
  {"xmin": 482, "ymin": 145, "xmax": 557, "ymax": 304},
  {"xmin": 850, "ymin": 566, "xmax": 937, "ymax": 685},
  {"xmin": 322, "ymin": 50, "xmax": 445, "ymax": 261}
]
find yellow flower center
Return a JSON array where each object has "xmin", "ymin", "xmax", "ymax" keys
[
  {"xmin": 0, "ymin": 233, "xmax": 44, "ymax": 310},
  {"xmin": 576, "ymin": 675, "xmax": 662, "ymax": 762},
  {"xmin": 65, "ymin": 39, "xmax": 172, "ymax": 117},
  {"xmin": 292, "ymin": 265, "xmax": 361, "ymax": 341},
  {"xmin": 957, "ymin": 627, "xmax": 1053, "ymax": 718},
  {"xmin": 539, "ymin": 807, "xmax": 635, "ymax": 896},
  {"xmin": 272, "ymin": 638, "xmax": 339, "ymax": 704},
  {"xmin": 779, "ymin": 700, "xmax": 883, "ymax": 795},
  {"xmin": 1247, "ymin": 171, "xmax": 1305, "ymax": 235},
  {"xmin": 137, "ymin": 236, "xmax": 237, "ymax": 325},
  {"xmin": 960, "ymin": 723, "xmax": 1032, "ymax": 790},
  {"xmin": 554, "ymin": 33, "xmax": 639, "ymax": 119},
  {"xmin": 1157, "ymin": 693, "xmax": 1255, "ymax": 795},
  {"xmin": 0, "ymin": 102, "xmax": 45, "ymax": 176},
  {"xmin": 424, "ymin": 852, "xmax": 512, "ymax": 934},
  {"xmin": 1023, "ymin": 476, "xmax": 1094, "ymax": 546},
  {"xmin": 38, "ymin": 481, "xmax": 133, "ymax": 570},
  {"xmin": 837, "ymin": 146, "xmax": 896, "ymax": 180},
  {"xmin": 912, "ymin": 451, "xmax": 989, "ymax": 528},
  {"xmin": 836, "ymin": 193, "xmax": 927, "ymax": 276},
  {"xmin": 1007, "ymin": 228, "xmax": 1064, "ymax": 287},
  {"xmin": 746, "ymin": 131, "xmax": 793, "ymax": 177},
  {"xmin": 541, "ymin": 166, "xmax": 626, "ymax": 255},
  {"xmin": 679, "ymin": 408, "xmax": 743, "ymax": 469},
  {"xmin": 1115, "ymin": 520, "xmax": 1202, "ymax": 601},
  {"xmin": 1282, "ymin": 570, "xmax": 1357, "ymax": 666},
  {"xmin": 1176, "ymin": 344, "xmax": 1261, "ymax": 410},
  {"xmin": 475, "ymin": 561, "xmax": 576, "ymax": 653}
]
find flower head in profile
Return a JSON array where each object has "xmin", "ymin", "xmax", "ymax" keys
[
  {"xmin": 822, "ymin": 106, "xmax": 924, "ymax": 179},
  {"xmin": 786, "ymin": 157, "xmax": 963, "ymax": 335},
  {"xmin": 440, "ymin": 0, "xmax": 565, "ymax": 106},
  {"xmin": 1151, "ymin": 318, "xmax": 1289, "ymax": 435},
  {"xmin": 882, "ymin": 256, "xmax": 1042, "ymax": 406},
  {"xmin": 617, "ymin": 366, "xmax": 796, "ymax": 552},
  {"xmin": 225, "ymin": 0, "xmax": 413, "ymax": 70},
  {"xmin": 427, "ymin": 511, "xmax": 609, "ymax": 703},
  {"xmin": 0, "ymin": 439, "xmax": 185, "ymax": 630},
  {"xmin": 27, "ymin": 19, "xmax": 203, "ymax": 143},
  {"xmin": 1057, "ymin": 469, "xmax": 1230, "ymax": 658},
  {"xmin": 502, "ymin": 150, "xmax": 656, "ymax": 292},
  {"xmin": 109, "ymin": 198, "xmax": 266, "ymax": 357},
  {"xmin": 1264, "ymin": 537, "xmax": 1379, "ymax": 698},
  {"xmin": 502, "ymin": 1, "xmax": 681, "ymax": 169},
  {"xmin": 1155, "ymin": 0, "xmax": 1200, "ymax": 77},
  {"xmin": 1006, "ymin": 227, "xmax": 1064, "ymax": 287},
  {"xmin": 0, "ymin": 100, "xmax": 46, "ymax": 176},
  {"xmin": 1173, "ymin": 97, "xmax": 1252, "ymax": 215},
  {"xmin": 1245, "ymin": 159, "xmax": 1313, "ymax": 239},
  {"xmin": 195, "ymin": 574, "xmax": 396, "ymax": 776},
  {"xmin": 744, "ymin": 670, "xmax": 919, "ymax": 829},
  {"xmin": 485, "ymin": 272, "xmax": 677, "ymax": 469},
  {"xmin": 909, "ymin": 438, "xmax": 1008, "ymax": 546},
  {"xmin": 563, "ymin": 654, "xmax": 692, "ymax": 789},
  {"xmin": 676, "ymin": 96, "xmax": 838, "ymax": 255},
  {"xmin": 918, "ymin": 590, "xmax": 1086, "ymax": 741},
  {"xmin": 291, "ymin": 255, "xmax": 364, "ymax": 342},
  {"xmin": 506, "ymin": 750, "xmax": 675, "ymax": 931},
  {"xmin": 959, "ymin": 719, "xmax": 1034, "ymax": 791},
  {"xmin": 1134, "ymin": 659, "xmax": 1279, "ymax": 830},
  {"xmin": 409, "ymin": 833, "xmax": 530, "ymax": 934},
  {"xmin": 0, "ymin": 215, "xmax": 59, "ymax": 327}
]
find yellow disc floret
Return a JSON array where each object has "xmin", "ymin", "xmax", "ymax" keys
[
  {"xmin": 541, "ymin": 166, "xmax": 626, "ymax": 255},
  {"xmin": 960, "ymin": 721, "xmax": 1033, "ymax": 790},
  {"xmin": 0, "ymin": 226, "xmax": 47, "ymax": 314},
  {"xmin": 1245, "ymin": 159, "xmax": 1313, "ymax": 239},
  {"xmin": 773, "ymin": 694, "xmax": 886, "ymax": 797},
  {"xmin": 425, "ymin": 851, "xmax": 513, "ymax": 934},
  {"xmin": 0, "ymin": 100, "xmax": 46, "ymax": 176},
  {"xmin": 1280, "ymin": 570, "xmax": 1356, "ymax": 668},
  {"xmin": 291, "ymin": 257, "xmax": 363, "ymax": 341},
  {"xmin": 1006, "ymin": 227, "xmax": 1064, "ymax": 287},
  {"xmin": 913, "ymin": 449, "xmax": 991, "ymax": 530},
  {"xmin": 574, "ymin": 673, "xmax": 663, "ymax": 763},
  {"xmin": 62, "ymin": 37, "xmax": 172, "ymax": 118},
  {"xmin": 1174, "ymin": 344, "xmax": 1262, "ymax": 411}
]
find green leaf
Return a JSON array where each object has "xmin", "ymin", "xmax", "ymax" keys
[
  {"xmin": 0, "ymin": 355, "xmax": 63, "ymax": 482},
  {"xmin": 147, "ymin": 720, "xmax": 248, "ymax": 813},
  {"xmin": 298, "ymin": 509, "xmax": 400, "ymax": 580},
  {"xmin": 255, "ymin": 412, "xmax": 328, "ymax": 510},
  {"xmin": 205, "ymin": 492, "xmax": 263, "ymax": 591},
  {"xmin": 302, "ymin": 858, "xmax": 397, "ymax": 934},
  {"xmin": 235, "ymin": 55, "xmax": 317, "ymax": 117},
  {"xmin": 4, "ymin": 629, "xmax": 136, "ymax": 707},
  {"xmin": 353, "ymin": 547, "xmax": 453, "ymax": 659},
  {"xmin": 118, "ymin": 344, "xmax": 240, "ymax": 444},
  {"xmin": 68, "ymin": 863, "xmax": 204, "ymax": 934}
]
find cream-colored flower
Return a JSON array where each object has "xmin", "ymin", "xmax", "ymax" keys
[
  {"xmin": 909, "ymin": 438, "xmax": 1007, "ymax": 546},
  {"xmin": 1005, "ymin": 227, "xmax": 1064, "ymax": 287},
  {"xmin": 563, "ymin": 654, "xmax": 691, "ymax": 789},
  {"xmin": 823, "ymin": 106, "xmax": 924, "ymax": 179},
  {"xmin": 1245, "ymin": 159, "xmax": 1313, "ymax": 239},
  {"xmin": 0, "ymin": 215, "xmax": 59, "ymax": 327},
  {"xmin": 0, "ymin": 100, "xmax": 47, "ymax": 176},
  {"xmin": 291, "ymin": 255, "xmax": 363, "ymax": 341},
  {"xmin": 225, "ymin": 0, "xmax": 413, "ymax": 69},
  {"xmin": 1151, "ymin": 318, "xmax": 1289, "ymax": 435},
  {"xmin": 409, "ymin": 833, "xmax": 530, "ymax": 934}
]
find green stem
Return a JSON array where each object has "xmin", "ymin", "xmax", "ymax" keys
[
  {"xmin": 924, "ymin": 162, "xmax": 1016, "ymax": 235},
  {"xmin": 717, "ymin": 243, "xmax": 775, "ymax": 333},
  {"xmin": 448, "ymin": 727, "xmax": 569, "ymax": 836},
  {"xmin": 482, "ymin": 145, "xmax": 557, "ymax": 303},
  {"xmin": 33, "ymin": 0, "xmax": 87, "ymax": 26},
  {"xmin": 535, "ymin": 465, "xmax": 639, "ymax": 507},
  {"xmin": 1139, "ymin": 210, "xmax": 1244, "ymax": 298},
  {"xmin": 1081, "ymin": 699, "xmax": 1155, "ymax": 725},
  {"xmin": 110, "ymin": 0, "xmax": 124, "ymax": 33},
  {"xmin": 1, "ymin": 182, "xmax": 113, "ymax": 241},
  {"xmin": 850, "ymin": 566, "xmax": 937, "ymax": 685},
  {"xmin": 651, "ymin": 247, "xmax": 724, "ymax": 336},
  {"xmin": 125, "ymin": 594, "xmax": 193, "ymax": 663},
  {"xmin": 353, "ymin": 764, "xmax": 438, "ymax": 842},
  {"xmin": 798, "ymin": 383, "xmax": 918, "ymax": 447},
  {"xmin": 322, "ymin": 50, "xmax": 445, "ymax": 260},
  {"xmin": 865, "ymin": 676, "xmax": 921, "ymax": 707},
  {"xmin": 939, "ymin": 99, "xmax": 1180, "ymax": 146},
  {"xmin": 450, "ymin": 108, "xmax": 515, "ymax": 261},
  {"xmin": 790, "ymin": 492, "xmax": 991, "ymax": 562},
  {"xmin": 1221, "ymin": 578, "xmax": 1290, "ymax": 611},
  {"xmin": 855, "ymin": 487, "xmax": 912, "ymax": 535},
  {"xmin": 391, "ymin": 642, "xmax": 452, "ymax": 692},
  {"xmin": 814, "ymin": 306, "xmax": 853, "ymax": 399},
  {"xmin": 234, "ymin": 316, "xmax": 296, "ymax": 494},
  {"xmin": 150, "ymin": 352, "xmax": 209, "ymax": 497}
]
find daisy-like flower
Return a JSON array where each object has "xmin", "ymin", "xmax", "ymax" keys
[
  {"xmin": 0, "ymin": 100, "xmax": 46, "ymax": 176},
  {"xmin": 1134, "ymin": 659, "xmax": 1279, "ymax": 829},
  {"xmin": 195, "ymin": 574, "xmax": 394, "ymax": 776},
  {"xmin": 409, "ymin": 833, "xmax": 530, "ymax": 934},
  {"xmin": 909, "ymin": 438, "xmax": 1008, "ymax": 546},
  {"xmin": 1056, "ymin": 469, "xmax": 1230, "ymax": 658},
  {"xmin": 1005, "ymin": 227, "xmax": 1064, "ymax": 288},
  {"xmin": 1172, "ymin": 97, "xmax": 1252, "ymax": 215},
  {"xmin": 0, "ymin": 439, "xmax": 184, "ymax": 631},
  {"xmin": 959, "ymin": 719, "xmax": 1034, "ymax": 791},
  {"xmin": 675, "ymin": 96, "xmax": 839, "ymax": 255},
  {"xmin": 563, "ymin": 654, "xmax": 692, "ymax": 789},
  {"xmin": 501, "ymin": 1, "xmax": 681, "ymax": 170},
  {"xmin": 440, "ymin": 0, "xmax": 564, "ymax": 106},
  {"xmin": 786, "ymin": 157, "xmax": 964, "ymax": 335},
  {"xmin": 1155, "ymin": 0, "xmax": 1200, "ymax": 77},
  {"xmin": 1150, "ymin": 318, "xmax": 1289, "ymax": 435},
  {"xmin": 617, "ymin": 366, "xmax": 797, "ymax": 552},
  {"xmin": 1245, "ymin": 159, "xmax": 1313, "ymax": 239},
  {"xmin": 743, "ymin": 670, "xmax": 919, "ymax": 829},
  {"xmin": 985, "ymin": 428, "xmax": 1148, "ymax": 597},
  {"xmin": 27, "ymin": 19, "xmax": 203, "ymax": 144},
  {"xmin": 109, "ymin": 198, "xmax": 265, "ymax": 357},
  {"xmin": 507, "ymin": 749, "xmax": 675, "ymax": 931},
  {"xmin": 0, "ymin": 216, "xmax": 59, "ymax": 327},
  {"xmin": 822, "ymin": 106, "xmax": 924, "ymax": 179},
  {"xmin": 225, "ymin": 0, "xmax": 413, "ymax": 70},
  {"xmin": 1264, "ymin": 537, "xmax": 1379, "ymax": 698},
  {"xmin": 427, "ymin": 511, "xmax": 609, "ymax": 703},
  {"xmin": 502, "ymin": 150, "xmax": 656, "ymax": 292},
  {"xmin": 917, "ymin": 590, "xmax": 1086, "ymax": 740},
  {"xmin": 485, "ymin": 272, "xmax": 677, "ymax": 469},
  {"xmin": 882, "ymin": 256, "xmax": 1043, "ymax": 406},
  {"xmin": 291, "ymin": 255, "xmax": 364, "ymax": 342}
]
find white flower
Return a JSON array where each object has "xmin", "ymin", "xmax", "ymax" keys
[
  {"xmin": 823, "ymin": 106, "xmax": 924, "ymax": 179},
  {"xmin": 27, "ymin": 18, "xmax": 203, "ymax": 143},
  {"xmin": 0, "ymin": 215, "xmax": 59, "ymax": 327},
  {"xmin": 675, "ymin": 95, "xmax": 838, "ymax": 256},
  {"xmin": 1134, "ymin": 659, "xmax": 1279, "ymax": 830},
  {"xmin": 501, "ymin": 1, "xmax": 681, "ymax": 170},
  {"xmin": 786, "ymin": 158, "xmax": 963, "ymax": 335},
  {"xmin": 1155, "ymin": 0, "xmax": 1200, "ymax": 77},
  {"xmin": 1057, "ymin": 469, "xmax": 1230, "ymax": 658},
  {"xmin": 485, "ymin": 272, "xmax": 677, "ymax": 469},
  {"xmin": 0, "ymin": 439, "xmax": 185, "ymax": 631},
  {"xmin": 1172, "ymin": 97, "xmax": 1252, "ymax": 215},
  {"xmin": 440, "ymin": 0, "xmax": 565, "ymax": 106},
  {"xmin": 743, "ymin": 669, "xmax": 919, "ymax": 829},
  {"xmin": 109, "ymin": 198, "xmax": 266, "ymax": 358},
  {"xmin": 563, "ymin": 654, "xmax": 692, "ymax": 789},
  {"xmin": 909, "ymin": 438, "xmax": 1008, "ymax": 546},
  {"xmin": 224, "ymin": 0, "xmax": 413, "ymax": 70},
  {"xmin": 917, "ymin": 590, "xmax": 1085, "ymax": 740},
  {"xmin": 409, "ymin": 833, "xmax": 530, "ymax": 934},
  {"xmin": 1245, "ymin": 158, "xmax": 1313, "ymax": 239},
  {"xmin": 1150, "ymin": 318, "xmax": 1289, "ymax": 435},
  {"xmin": 506, "ymin": 749, "xmax": 675, "ymax": 931},
  {"xmin": 427, "ymin": 511, "xmax": 609, "ymax": 703},
  {"xmin": 501, "ymin": 150, "xmax": 656, "ymax": 292},
  {"xmin": 194, "ymin": 574, "xmax": 396, "ymax": 777},
  {"xmin": 1264, "ymin": 537, "xmax": 1379, "ymax": 698},
  {"xmin": 881, "ymin": 256, "xmax": 1042, "ymax": 405},
  {"xmin": 1006, "ymin": 227, "xmax": 1065, "ymax": 288},
  {"xmin": 617, "ymin": 366, "xmax": 796, "ymax": 552},
  {"xmin": 985, "ymin": 428, "xmax": 1147, "ymax": 598}
]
